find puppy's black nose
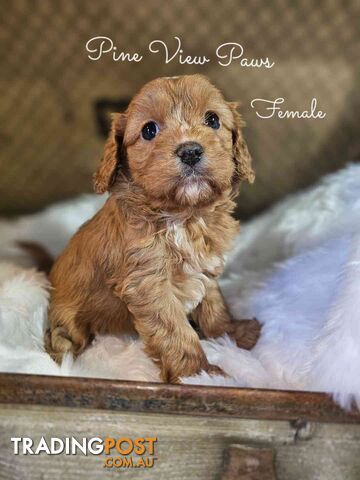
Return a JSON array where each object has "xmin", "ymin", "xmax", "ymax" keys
[{"xmin": 176, "ymin": 142, "xmax": 204, "ymax": 167}]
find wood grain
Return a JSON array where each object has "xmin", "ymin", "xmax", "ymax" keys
[
  {"xmin": 1, "ymin": 405, "xmax": 360, "ymax": 480},
  {"xmin": 221, "ymin": 445, "xmax": 277, "ymax": 480},
  {"xmin": 0, "ymin": 373, "xmax": 359, "ymax": 423}
]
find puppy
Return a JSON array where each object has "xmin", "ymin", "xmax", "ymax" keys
[{"xmin": 46, "ymin": 74, "xmax": 259, "ymax": 383}]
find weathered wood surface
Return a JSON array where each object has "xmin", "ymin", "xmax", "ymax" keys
[
  {"xmin": 0, "ymin": 405, "xmax": 360, "ymax": 480},
  {"xmin": 221, "ymin": 445, "xmax": 277, "ymax": 480},
  {"xmin": 0, "ymin": 373, "xmax": 359, "ymax": 424}
]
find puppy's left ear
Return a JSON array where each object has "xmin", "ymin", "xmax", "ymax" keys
[
  {"xmin": 93, "ymin": 113, "xmax": 127, "ymax": 194},
  {"xmin": 228, "ymin": 102, "xmax": 255, "ymax": 185}
]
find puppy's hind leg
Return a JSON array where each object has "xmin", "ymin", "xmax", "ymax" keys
[
  {"xmin": 194, "ymin": 280, "xmax": 261, "ymax": 350},
  {"xmin": 45, "ymin": 308, "xmax": 90, "ymax": 364}
]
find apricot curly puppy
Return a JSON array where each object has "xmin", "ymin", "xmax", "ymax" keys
[{"xmin": 46, "ymin": 74, "xmax": 260, "ymax": 383}]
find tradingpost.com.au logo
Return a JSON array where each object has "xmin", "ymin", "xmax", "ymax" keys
[{"xmin": 11, "ymin": 436, "xmax": 157, "ymax": 469}]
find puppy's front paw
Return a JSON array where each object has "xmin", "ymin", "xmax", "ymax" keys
[
  {"xmin": 231, "ymin": 318, "xmax": 261, "ymax": 350},
  {"xmin": 44, "ymin": 326, "xmax": 74, "ymax": 364},
  {"xmin": 160, "ymin": 351, "xmax": 214, "ymax": 384},
  {"xmin": 205, "ymin": 364, "xmax": 226, "ymax": 377}
]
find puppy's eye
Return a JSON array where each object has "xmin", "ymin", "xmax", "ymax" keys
[
  {"xmin": 141, "ymin": 121, "xmax": 159, "ymax": 141},
  {"xmin": 205, "ymin": 111, "xmax": 220, "ymax": 130}
]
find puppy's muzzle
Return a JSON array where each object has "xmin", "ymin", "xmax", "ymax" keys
[{"xmin": 176, "ymin": 142, "xmax": 204, "ymax": 167}]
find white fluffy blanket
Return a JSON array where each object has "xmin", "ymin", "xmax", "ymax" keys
[{"xmin": 0, "ymin": 164, "xmax": 359, "ymax": 409}]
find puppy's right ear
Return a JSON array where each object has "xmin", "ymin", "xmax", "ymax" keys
[
  {"xmin": 93, "ymin": 113, "xmax": 127, "ymax": 194},
  {"xmin": 228, "ymin": 102, "xmax": 255, "ymax": 185}
]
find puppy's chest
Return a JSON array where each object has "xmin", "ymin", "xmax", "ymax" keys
[{"xmin": 166, "ymin": 220, "xmax": 223, "ymax": 313}]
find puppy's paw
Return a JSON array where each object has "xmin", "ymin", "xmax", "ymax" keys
[
  {"xmin": 161, "ymin": 356, "xmax": 224, "ymax": 383},
  {"xmin": 206, "ymin": 364, "xmax": 227, "ymax": 377},
  {"xmin": 45, "ymin": 327, "xmax": 74, "ymax": 364},
  {"xmin": 231, "ymin": 318, "xmax": 261, "ymax": 350}
]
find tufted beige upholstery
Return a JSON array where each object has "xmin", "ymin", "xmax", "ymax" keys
[{"xmin": 0, "ymin": 0, "xmax": 359, "ymax": 218}]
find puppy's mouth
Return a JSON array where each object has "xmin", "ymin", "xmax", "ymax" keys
[
  {"xmin": 179, "ymin": 162, "xmax": 212, "ymax": 187},
  {"xmin": 172, "ymin": 165, "xmax": 222, "ymax": 206},
  {"xmin": 181, "ymin": 163, "xmax": 204, "ymax": 178}
]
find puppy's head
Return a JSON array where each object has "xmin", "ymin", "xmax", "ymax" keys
[{"xmin": 94, "ymin": 75, "xmax": 254, "ymax": 207}]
